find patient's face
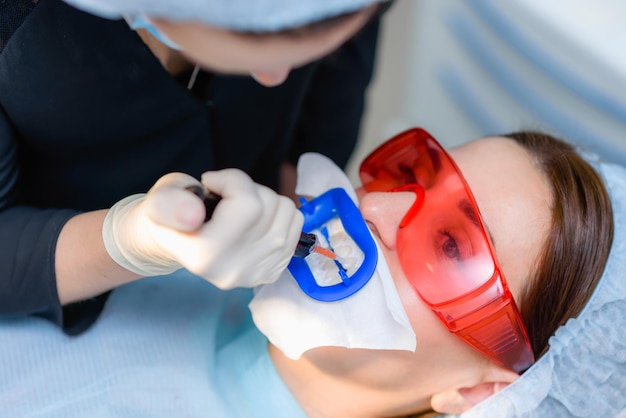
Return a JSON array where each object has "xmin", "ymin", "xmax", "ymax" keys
[
  {"xmin": 360, "ymin": 136, "xmax": 552, "ymax": 302},
  {"xmin": 351, "ymin": 137, "xmax": 551, "ymax": 388}
]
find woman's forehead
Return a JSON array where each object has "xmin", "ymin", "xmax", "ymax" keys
[{"xmin": 448, "ymin": 137, "xmax": 553, "ymax": 298}]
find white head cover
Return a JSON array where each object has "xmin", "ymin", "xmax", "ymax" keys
[
  {"xmin": 60, "ymin": 0, "xmax": 386, "ymax": 31},
  {"xmin": 455, "ymin": 159, "xmax": 626, "ymax": 417}
]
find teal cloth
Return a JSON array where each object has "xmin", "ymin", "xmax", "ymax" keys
[{"xmin": 0, "ymin": 271, "xmax": 305, "ymax": 417}]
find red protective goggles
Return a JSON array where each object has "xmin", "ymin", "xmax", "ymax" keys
[{"xmin": 359, "ymin": 128, "xmax": 534, "ymax": 373}]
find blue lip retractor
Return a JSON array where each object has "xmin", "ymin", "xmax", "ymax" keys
[{"xmin": 288, "ymin": 188, "xmax": 378, "ymax": 302}]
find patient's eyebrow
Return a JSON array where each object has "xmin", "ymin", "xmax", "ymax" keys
[{"xmin": 458, "ymin": 198, "xmax": 496, "ymax": 247}]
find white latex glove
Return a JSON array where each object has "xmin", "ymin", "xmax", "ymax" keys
[{"xmin": 102, "ymin": 169, "xmax": 304, "ymax": 289}]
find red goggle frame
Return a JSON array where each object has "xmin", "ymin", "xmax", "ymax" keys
[{"xmin": 359, "ymin": 128, "xmax": 534, "ymax": 373}]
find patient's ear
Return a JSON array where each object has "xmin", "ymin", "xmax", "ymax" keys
[{"xmin": 430, "ymin": 366, "xmax": 519, "ymax": 415}]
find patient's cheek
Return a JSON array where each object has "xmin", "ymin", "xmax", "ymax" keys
[
  {"xmin": 394, "ymin": 274, "xmax": 447, "ymax": 340},
  {"xmin": 392, "ymin": 269, "xmax": 421, "ymax": 317}
]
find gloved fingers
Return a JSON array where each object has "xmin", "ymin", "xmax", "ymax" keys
[
  {"xmin": 211, "ymin": 184, "xmax": 302, "ymax": 285},
  {"xmin": 200, "ymin": 169, "xmax": 258, "ymax": 200},
  {"xmin": 200, "ymin": 169, "xmax": 267, "ymax": 238},
  {"xmin": 132, "ymin": 168, "xmax": 304, "ymax": 288},
  {"xmin": 144, "ymin": 172, "xmax": 206, "ymax": 232},
  {"xmin": 258, "ymin": 185, "xmax": 304, "ymax": 253},
  {"xmin": 153, "ymin": 196, "xmax": 301, "ymax": 288},
  {"xmin": 199, "ymin": 173, "xmax": 299, "ymax": 251},
  {"xmin": 248, "ymin": 191, "xmax": 305, "ymax": 285}
]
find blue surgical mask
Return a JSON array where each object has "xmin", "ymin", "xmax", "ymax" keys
[{"xmin": 124, "ymin": 14, "xmax": 182, "ymax": 50}]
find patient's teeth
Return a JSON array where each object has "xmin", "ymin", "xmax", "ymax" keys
[
  {"xmin": 304, "ymin": 252, "xmax": 336, "ymax": 285},
  {"xmin": 334, "ymin": 245, "xmax": 352, "ymax": 258},
  {"xmin": 342, "ymin": 258, "xmax": 357, "ymax": 271},
  {"xmin": 304, "ymin": 217, "xmax": 367, "ymax": 287}
]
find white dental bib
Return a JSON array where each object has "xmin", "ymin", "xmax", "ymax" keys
[{"xmin": 250, "ymin": 153, "xmax": 416, "ymax": 359}]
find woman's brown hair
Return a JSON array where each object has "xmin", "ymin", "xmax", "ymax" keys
[{"xmin": 504, "ymin": 131, "xmax": 614, "ymax": 361}]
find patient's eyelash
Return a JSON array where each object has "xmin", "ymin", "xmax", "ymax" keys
[{"xmin": 437, "ymin": 228, "xmax": 462, "ymax": 261}]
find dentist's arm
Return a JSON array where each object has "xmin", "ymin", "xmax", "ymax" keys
[{"xmin": 57, "ymin": 169, "xmax": 303, "ymax": 304}]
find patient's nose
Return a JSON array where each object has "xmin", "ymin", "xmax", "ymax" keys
[{"xmin": 359, "ymin": 191, "xmax": 415, "ymax": 250}]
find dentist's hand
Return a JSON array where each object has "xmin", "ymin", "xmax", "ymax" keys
[{"xmin": 102, "ymin": 169, "xmax": 304, "ymax": 289}]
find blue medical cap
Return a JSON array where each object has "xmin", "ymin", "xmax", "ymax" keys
[
  {"xmin": 60, "ymin": 0, "xmax": 387, "ymax": 31},
  {"xmin": 454, "ymin": 159, "xmax": 626, "ymax": 417}
]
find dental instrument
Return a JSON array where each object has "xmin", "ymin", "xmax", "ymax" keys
[
  {"xmin": 186, "ymin": 184, "xmax": 378, "ymax": 302},
  {"xmin": 185, "ymin": 184, "xmax": 336, "ymax": 261},
  {"xmin": 287, "ymin": 187, "xmax": 378, "ymax": 302}
]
